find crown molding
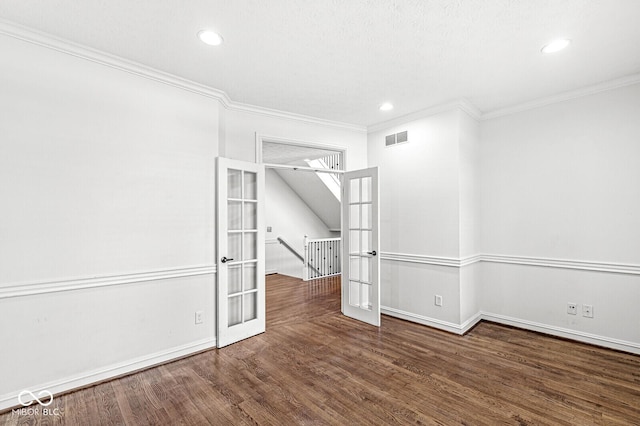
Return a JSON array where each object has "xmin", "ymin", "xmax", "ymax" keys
[
  {"xmin": 0, "ymin": 19, "xmax": 366, "ymax": 134},
  {"xmin": 226, "ymin": 100, "xmax": 367, "ymax": 133},
  {"xmin": 3, "ymin": 19, "xmax": 638, "ymax": 136},
  {"xmin": 367, "ymin": 99, "xmax": 481, "ymax": 133},
  {"xmin": 482, "ymin": 73, "xmax": 640, "ymax": 120}
]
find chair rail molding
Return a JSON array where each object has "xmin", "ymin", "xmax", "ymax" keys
[
  {"xmin": 380, "ymin": 252, "xmax": 640, "ymax": 275},
  {"xmin": 0, "ymin": 265, "xmax": 216, "ymax": 299}
]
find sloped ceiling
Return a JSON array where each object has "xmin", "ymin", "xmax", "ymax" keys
[
  {"xmin": 1, "ymin": 1, "xmax": 639, "ymax": 126},
  {"xmin": 276, "ymin": 169, "xmax": 340, "ymax": 231}
]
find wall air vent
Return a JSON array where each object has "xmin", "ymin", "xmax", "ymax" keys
[{"xmin": 384, "ymin": 130, "xmax": 409, "ymax": 147}]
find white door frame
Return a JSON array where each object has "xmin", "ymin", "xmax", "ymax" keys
[{"xmin": 255, "ymin": 133, "xmax": 347, "ymax": 171}]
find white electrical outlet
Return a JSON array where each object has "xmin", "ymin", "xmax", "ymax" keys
[
  {"xmin": 435, "ymin": 295, "xmax": 443, "ymax": 307},
  {"xmin": 195, "ymin": 310, "xmax": 204, "ymax": 324},
  {"xmin": 582, "ymin": 304, "xmax": 593, "ymax": 318},
  {"xmin": 567, "ymin": 303, "xmax": 577, "ymax": 315}
]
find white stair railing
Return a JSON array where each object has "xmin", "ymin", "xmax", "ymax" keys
[{"xmin": 303, "ymin": 235, "xmax": 342, "ymax": 281}]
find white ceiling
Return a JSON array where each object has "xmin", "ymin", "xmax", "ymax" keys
[{"xmin": 1, "ymin": 0, "xmax": 639, "ymax": 126}]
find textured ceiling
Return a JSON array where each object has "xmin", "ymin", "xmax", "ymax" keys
[{"xmin": 1, "ymin": 0, "xmax": 639, "ymax": 126}]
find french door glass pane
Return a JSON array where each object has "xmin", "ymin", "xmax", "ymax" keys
[
  {"xmin": 350, "ymin": 178, "xmax": 360, "ymax": 203},
  {"xmin": 244, "ymin": 232, "xmax": 257, "ymax": 260},
  {"xmin": 228, "ymin": 201, "xmax": 242, "ymax": 230},
  {"xmin": 244, "ymin": 202, "xmax": 257, "ymax": 230},
  {"xmin": 244, "ymin": 171, "xmax": 257, "ymax": 200},
  {"xmin": 350, "ymin": 230, "xmax": 360, "ymax": 254},
  {"xmin": 228, "ymin": 233, "xmax": 242, "ymax": 261},
  {"xmin": 350, "ymin": 256, "xmax": 360, "ymax": 280},
  {"xmin": 350, "ymin": 204, "xmax": 360, "ymax": 228},
  {"xmin": 244, "ymin": 292, "xmax": 257, "ymax": 321},
  {"xmin": 361, "ymin": 257, "xmax": 370, "ymax": 283},
  {"xmin": 244, "ymin": 263, "xmax": 257, "ymax": 290},
  {"xmin": 228, "ymin": 295, "xmax": 242, "ymax": 326},
  {"xmin": 228, "ymin": 169, "xmax": 242, "ymax": 199},
  {"xmin": 361, "ymin": 231, "xmax": 371, "ymax": 253},
  {"xmin": 228, "ymin": 264, "xmax": 242, "ymax": 294},
  {"xmin": 361, "ymin": 283, "xmax": 371, "ymax": 310},
  {"xmin": 361, "ymin": 203, "xmax": 371, "ymax": 229},
  {"xmin": 361, "ymin": 177, "xmax": 372, "ymax": 202},
  {"xmin": 349, "ymin": 281, "xmax": 360, "ymax": 307}
]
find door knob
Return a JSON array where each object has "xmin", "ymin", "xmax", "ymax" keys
[
  {"xmin": 367, "ymin": 250, "xmax": 377, "ymax": 256},
  {"xmin": 221, "ymin": 256, "xmax": 234, "ymax": 263}
]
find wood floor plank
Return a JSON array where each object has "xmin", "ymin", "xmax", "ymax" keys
[{"xmin": 2, "ymin": 273, "xmax": 639, "ymax": 425}]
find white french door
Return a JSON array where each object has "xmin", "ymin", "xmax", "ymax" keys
[
  {"xmin": 216, "ymin": 157, "xmax": 265, "ymax": 347},
  {"xmin": 341, "ymin": 167, "xmax": 380, "ymax": 326}
]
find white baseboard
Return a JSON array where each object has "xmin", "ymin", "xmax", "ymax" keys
[
  {"xmin": 381, "ymin": 306, "xmax": 467, "ymax": 335},
  {"xmin": 382, "ymin": 306, "xmax": 640, "ymax": 355},
  {"xmin": 481, "ymin": 312, "xmax": 640, "ymax": 355},
  {"xmin": 460, "ymin": 311, "xmax": 483, "ymax": 334},
  {"xmin": 0, "ymin": 337, "xmax": 217, "ymax": 412}
]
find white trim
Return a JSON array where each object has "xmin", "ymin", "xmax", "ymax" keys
[
  {"xmin": 381, "ymin": 306, "xmax": 466, "ymax": 335},
  {"xmin": 231, "ymin": 101, "xmax": 365, "ymax": 132},
  {"xmin": 480, "ymin": 312, "xmax": 640, "ymax": 355},
  {"xmin": 265, "ymin": 238, "xmax": 280, "ymax": 245},
  {"xmin": 0, "ymin": 337, "xmax": 217, "ymax": 412},
  {"xmin": 0, "ymin": 265, "xmax": 216, "ymax": 299},
  {"xmin": 460, "ymin": 311, "xmax": 484, "ymax": 334},
  {"xmin": 380, "ymin": 252, "xmax": 463, "ymax": 267},
  {"xmin": 306, "ymin": 237, "xmax": 342, "ymax": 243},
  {"xmin": 263, "ymin": 163, "xmax": 346, "ymax": 174},
  {"xmin": 256, "ymin": 134, "xmax": 348, "ymax": 169},
  {"xmin": 368, "ymin": 99, "xmax": 481, "ymax": 133},
  {"xmin": 380, "ymin": 252, "xmax": 640, "ymax": 275},
  {"xmin": 381, "ymin": 307, "xmax": 640, "ymax": 355},
  {"xmin": 482, "ymin": 73, "xmax": 640, "ymax": 120},
  {"xmin": 0, "ymin": 19, "xmax": 365, "ymax": 134},
  {"xmin": 4, "ymin": 19, "xmax": 638, "ymax": 133},
  {"xmin": 380, "ymin": 252, "xmax": 481, "ymax": 268},
  {"xmin": 480, "ymin": 254, "xmax": 640, "ymax": 275}
]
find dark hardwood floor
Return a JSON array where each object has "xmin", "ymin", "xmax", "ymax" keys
[{"xmin": 3, "ymin": 274, "xmax": 639, "ymax": 425}]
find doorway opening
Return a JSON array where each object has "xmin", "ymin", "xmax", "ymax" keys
[{"xmin": 257, "ymin": 135, "xmax": 345, "ymax": 281}]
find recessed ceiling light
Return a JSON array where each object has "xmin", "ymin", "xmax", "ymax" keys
[
  {"xmin": 379, "ymin": 102, "xmax": 394, "ymax": 111},
  {"xmin": 198, "ymin": 29, "xmax": 224, "ymax": 46},
  {"xmin": 541, "ymin": 39, "xmax": 571, "ymax": 54}
]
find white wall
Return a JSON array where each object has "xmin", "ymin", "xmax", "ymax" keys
[
  {"xmin": 367, "ymin": 87, "xmax": 640, "ymax": 354},
  {"xmin": 265, "ymin": 169, "xmax": 334, "ymax": 278},
  {"xmin": 0, "ymin": 31, "xmax": 369, "ymax": 411},
  {"xmin": 479, "ymin": 83, "xmax": 640, "ymax": 351},
  {"xmin": 369, "ymin": 110, "xmax": 462, "ymax": 258},
  {"xmin": 458, "ymin": 111, "xmax": 481, "ymax": 325},
  {"xmin": 0, "ymin": 34, "xmax": 219, "ymax": 408},
  {"xmin": 368, "ymin": 109, "xmax": 468, "ymax": 331},
  {"xmin": 221, "ymin": 108, "xmax": 368, "ymax": 170}
]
